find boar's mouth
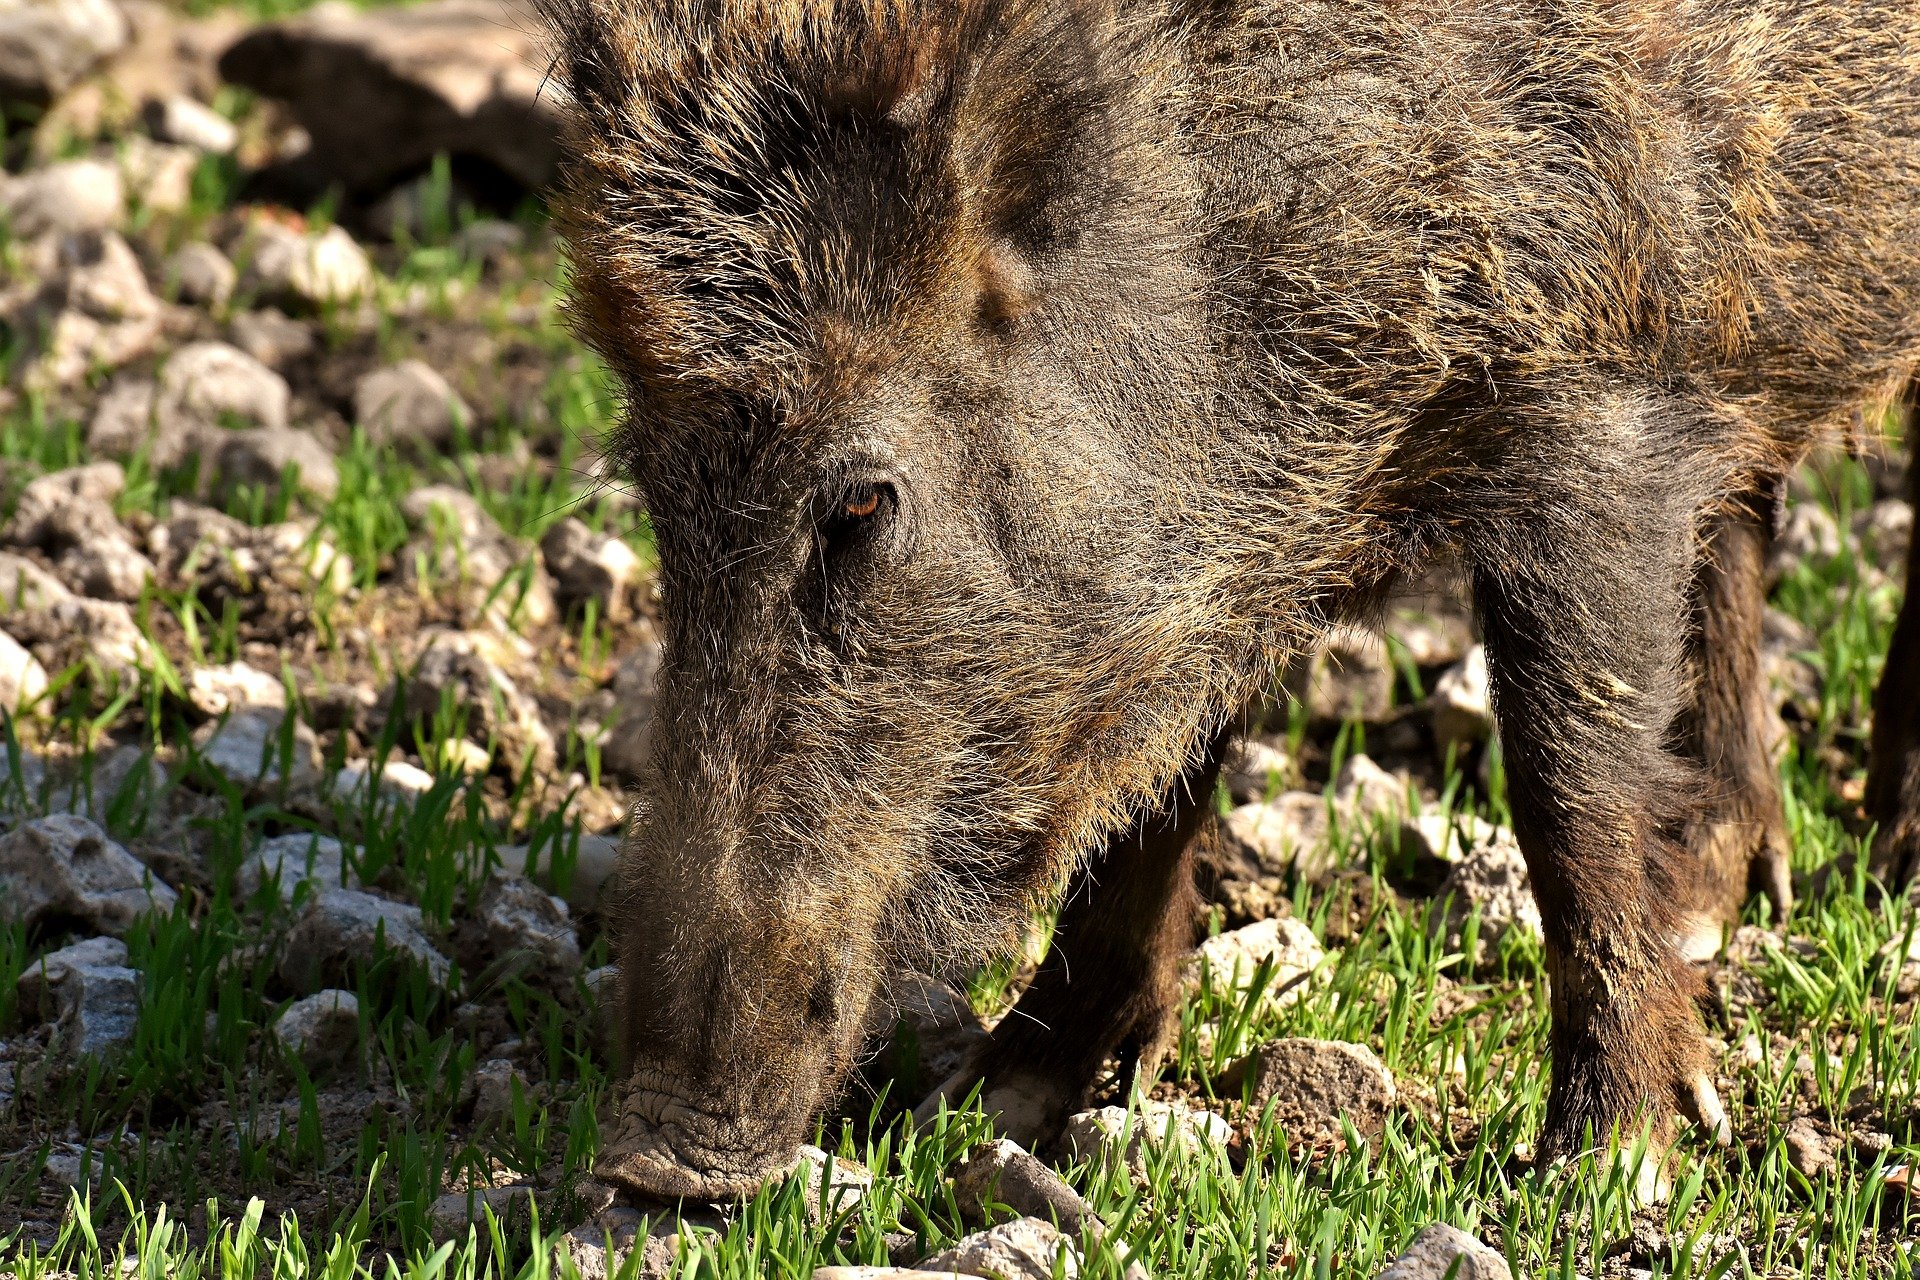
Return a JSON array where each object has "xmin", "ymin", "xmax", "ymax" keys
[{"xmin": 594, "ymin": 1068, "xmax": 799, "ymax": 1201}]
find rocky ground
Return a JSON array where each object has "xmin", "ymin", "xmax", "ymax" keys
[{"xmin": 1, "ymin": 1, "xmax": 1918, "ymax": 1277}]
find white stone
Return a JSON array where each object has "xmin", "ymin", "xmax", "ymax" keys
[
  {"xmin": 191, "ymin": 705, "xmax": 322, "ymax": 789},
  {"xmin": 187, "ymin": 661, "xmax": 285, "ymax": 717},
  {"xmin": 1225, "ymin": 736, "xmax": 1293, "ymax": 803},
  {"xmin": 0, "ymin": 814, "xmax": 177, "ymax": 934},
  {"xmin": 0, "ymin": 159, "xmax": 122, "ymax": 237},
  {"xmin": 145, "ymin": 96, "xmax": 238, "ymax": 154},
  {"xmin": 243, "ymin": 222, "xmax": 375, "ymax": 307},
  {"xmin": 214, "ymin": 426, "xmax": 340, "ymax": 500},
  {"xmin": 1376, "ymin": 1224, "xmax": 1511, "ymax": 1280},
  {"xmin": 793, "ymin": 1143, "xmax": 873, "ymax": 1221},
  {"xmin": 0, "ymin": 0, "xmax": 130, "ymax": 102},
  {"xmin": 354, "ymin": 360, "xmax": 471, "ymax": 448},
  {"xmin": 332, "ymin": 757, "xmax": 436, "ymax": 804},
  {"xmin": 272, "ymin": 989, "xmax": 359, "ymax": 1069},
  {"xmin": 15, "ymin": 935, "xmax": 140, "ymax": 1058},
  {"xmin": 428, "ymin": 1185, "xmax": 534, "ymax": 1237},
  {"xmin": 1189, "ymin": 916, "xmax": 1325, "ymax": 1002},
  {"xmin": 156, "ymin": 341, "xmax": 290, "ymax": 441},
  {"xmin": 920, "ymin": 1218, "xmax": 1080, "ymax": 1280},
  {"xmin": 1437, "ymin": 824, "xmax": 1542, "ymax": 955},
  {"xmin": 0, "ymin": 629, "xmax": 48, "ymax": 713},
  {"xmin": 1430, "ymin": 645, "xmax": 1492, "ymax": 754},
  {"xmin": 473, "ymin": 875, "xmax": 580, "ymax": 975},
  {"xmin": 540, "ymin": 517, "xmax": 641, "ymax": 614},
  {"xmin": 236, "ymin": 832, "xmax": 356, "ymax": 901},
  {"xmin": 281, "ymin": 888, "xmax": 450, "ymax": 990},
  {"xmin": 1062, "ymin": 1100, "xmax": 1232, "ymax": 1174},
  {"xmin": 1221, "ymin": 793, "xmax": 1332, "ymax": 881},
  {"xmin": 168, "ymin": 242, "xmax": 237, "ymax": 307},
  {"xmin": 498, "ymin": 831, "xmax": 620, "ymax": 912}
]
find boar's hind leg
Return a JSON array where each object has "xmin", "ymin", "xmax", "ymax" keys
[
  {"xmin": 1469, "ymin": 417, "xmax": 1729, "ymax": 1182},
  {"xmin": 1673, "ymin": 483, "xmax": 1794, "ymax": 941},
  {"xmin": 914, "ymin": 732, "xmax": 1228, "ymax": 1149},
  {"xmin": 1869, "ymin": 410, "xmax": 1920, "ymax": 887}
]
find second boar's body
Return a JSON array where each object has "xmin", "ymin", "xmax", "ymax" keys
[{"xmin": 541, "ymin": 0, "xmax": 1920, "ymax": 1198}]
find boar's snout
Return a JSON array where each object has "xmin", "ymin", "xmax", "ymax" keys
[
  {"xmin": 596, "ymin": 1066, "xmax": 802, "ymax": 1200},
  {"xmin": 596, "ymin": 815, "xmax": 892, "ymax": 1202}
]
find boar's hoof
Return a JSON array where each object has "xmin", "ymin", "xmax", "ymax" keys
[{"xmin": 595, "ymin": 1080, "xmax": 795, "ymax": 1202}]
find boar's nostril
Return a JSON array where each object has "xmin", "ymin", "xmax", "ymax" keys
[{"xmin": 807, "ymin": 971, "xmax": 837, "ymax": 1025}]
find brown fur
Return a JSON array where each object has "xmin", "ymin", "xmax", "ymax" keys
[{"xmin": 537, "ymin": 0, "xmax": 1920, "ymax": 1196}]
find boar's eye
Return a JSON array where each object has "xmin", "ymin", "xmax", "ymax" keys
[
  {"xmin": 824, "ymin": 479, "xmax": 898, "ymax": 541},
  {"xmin": 839, "ymin": 482, "xmax": 887, "ymax": 521},
  {"xmin": 813, "ymin": 476, "xmax": 908, "ymax": 623}
]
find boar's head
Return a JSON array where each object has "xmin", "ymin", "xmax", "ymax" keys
[{"xmin": 540, "ymin": 0, "xmax": 1284, "ymax": 1199}]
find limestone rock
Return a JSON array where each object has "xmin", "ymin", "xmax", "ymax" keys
[
  {"xmin": 0, "ymin": 159, "xmax": 122, "ymax": 237},
  {"xmin": 557, "ymin": 1207, "xmax": 677, "ymax": 1280},
  {"xmin": 217, "ymin": 0, "xmax": 563, "ymax": 194},
  {"xmin": 46, "ymin": 596, "xmax": 151, "ymax": 672},
  {"xmin": 1223, "ymin": 1037, "xmax": 1396, "ymax": 1149},
  {"xmin": 87, "ymin": 378, "xmax": 163, "ymax": 461},
  {"xmin": 1376, "ymin": 1224, "xmax": 1510, "ymax": 1280},
  {"xmin": 1221, "ymin": 794, "xmax": 1332, "ymax": 882},
  {"xmin": 951, "ymin": 1138, "xmax": 1095, "ymax": 1233},
  {"xmin": 1225, "ymin": 736, "xmax": 1293, "ymax": 803},
  {"xmin": 0, "ymin": 550, "xmax": 73, "ymax": 610},
  {"xmin": 156, "ymin": 342, "xmax": 290, "ymax": 447},
  {"xmin": 403, "ymin": 629, "xmax": 555, "ymax": 771},
  {"xmin": 186, "ymin": 660, "xmax": 284, "ymax": 717},
  {"xmin": 0, "ymin": 629, "xmax": 49, "ymax": 712},
  {"xmin": 428, "ymin": 1185, "xmax": 534, "ymax": 1237},
  {"xmin": 794, "ymin": 1143, "xmax": 873, "ymax": 1221},
  {"xmin": 920, "ymin": 1218, "xmax": 1080, "ymax": 1280},
  {"xmin": 1436, "ymin": 824, "xmax": 1541, "ymax": 955},
  {"xmin": 472, "ymin": 874, "xmax": 581, "ymax": 975},
  {"xmin": 0, "ymin": 0, "xmax": 130, "ymax": 104},
  {"xmin": 280, "ymin": 887, "xmax": 451, "ymax": 991},
  {"xmin": 1289, "ymin": 628, "xmax": 1395, "ymax": 724},
  {"xmin": 238, "ymin": 222, "xmax": 375, "ymax": 308},
  {"xmin": 191, "ymin": 705, "xmax": 322, "ymax": 789},
  {"xmin": 0, "ymin": 814, "xmax": 177, "ymax": 934},
  {"xmin": 236, "ymin": 832, "xmax": 356, "ymax": 901},
  {"xmin": 229, "ymin": 308, "xmax": 316, "ymax": 366},
  {"xmin": 272, "ymin": 989, "xmax": 359, "ymax": 1069},
  {"xmin": 213, "ymin": 426, "xmax": 340, "ymax": 501},
  {"xmin": 891, "ymin": 974, "xmax": 990, "ymax": 1090},
  {"xmin": 1784, "ymin": 1116, "xmax": 1836, "ymax": 1180},
  {"xmin": 1430, "ymin": 645, "xmax": 1492, "ymax": 755},
  {"xmin": 470, "ymin": 1056, "xmax": 529, "ymax": 1127},
  {"xmin": 541, "ymin": 517, "xmax": 641, "ymax": 615},
  {"xmin": 354, "ymin": 359, "xmax": 471, "ymax": 449},
  {"xmin": 498, "ymin": 830, "xmax": 620, "ymax": 912},
  {"xmin": 332, "ymin": 757, "xmax": 437, "ymax": 806},
  {"xmin": 1062, "ymin": 1101, "xmax": 1232, "ymax": 1175},
  {"xmin": 15, "ymin": 935, "xmax": 140, "ymax": 1057},
  {"xmin": 167, "ymin": 241, "xmax": 236, "ymax": 307},
  {"xmin": 1188, "ymin": 916, "xmax": 1325, "ymax": 1004},
  {"xmin": 143, "ymin": 95, "xmax": 236, "ymax": 153}
]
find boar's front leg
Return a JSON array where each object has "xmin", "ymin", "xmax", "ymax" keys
[
  {"xmin": 1467, "ymin": 404, "xmax": 1731, "ymax": 1189},
  {"xmin": 914, "ymin": 730, "xmax": 1230, "ymax": 1148},
  {"xmin": 1869, "ymin": 398, "xmax": 1920, "ymax": 887}
]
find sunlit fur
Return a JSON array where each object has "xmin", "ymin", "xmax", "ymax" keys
[{"xmin": 540, "ymin": 0, "xmax": 1920, "ymax": 1196}]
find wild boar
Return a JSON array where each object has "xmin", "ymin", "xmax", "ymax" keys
[{"xmin": 536, "ymin": 0, "xmax": 1920, "ymax": 1198}]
